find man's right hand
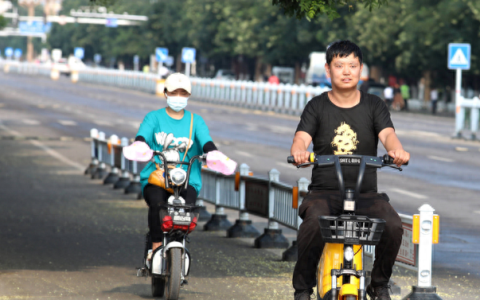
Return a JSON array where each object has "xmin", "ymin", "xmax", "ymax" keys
[{"xmin": 292, "ymin": 150, "xmax": 311, "ymax": 165}]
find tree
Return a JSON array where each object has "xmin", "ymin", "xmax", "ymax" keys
[
  {"xmin": 0, "ymin": 15, "xmax": 6, "ymax": 30},
  {"xmin": 272, "ymin": 0, "xmax": 388, "ymax": 20}
]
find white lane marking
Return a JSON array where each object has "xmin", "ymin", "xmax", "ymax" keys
[
  {"xmin": 94, "ymin": 120, "xmax": 112, "ymax": 126},
  {"xmin": 0, "ymin": 123, "xmax": 84, "ymax": 171},
  {"xmin": 390, "ymin": 188, "xmax": 428, "ymax": 200},
  {"xmin": 22, "ymin": 119, "xmax": 40, "ymax": 125},
  {"xmin": 395, "ymin": 130, "xmax": 441, "ymax": 138},
  {"xmin": 269, "ymin": 125, "xmax": 293, "ymax": 134},
  {"xmin": 245, "ymin": 124, "xmax": 258, "ymax": 131},
  {"xmin": 131, "ymin": 121, "xmax": 141, "ymax": 129},
  {"xmin": 58, "ymin": 120, "xmax": 77, "ymax": 126},
  {"xmin": 427, "ymin": 155, "xmax": 454, "ymax": 163},
  {"xmin": 455, "ymin": 147, "xmax": 469, "ymax": 152},
  {"xmin": 235, "ymin": 150, "xmax": 253, "ymax": 158}
]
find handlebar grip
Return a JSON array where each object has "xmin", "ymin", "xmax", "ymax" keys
[
  {"xmin": 383, "ymin": 154, "xmax": 409, "ymax": 166},
  {"xmin": 287, "ymin": 156, "xmax": 295, "ymax": 164}
]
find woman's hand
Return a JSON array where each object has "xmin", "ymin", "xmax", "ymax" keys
[{"xmin": 123, "ymin": 141, "xmax": 153, "ymax": 162}]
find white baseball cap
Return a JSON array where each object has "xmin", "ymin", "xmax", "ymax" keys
[{"xmin": 164, "ymin": 73, "xmax": 191, "ymax": 94}]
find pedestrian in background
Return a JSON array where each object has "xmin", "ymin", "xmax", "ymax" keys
[
  {"xmin": 384, "ymin": 85, "xmax": 394, "ymax": 108},
  {"xmin": 431, "ymin": 88, "xmax": 438, "ymax": 114},
  {"xmin": 400, "ymin": 81, "xmax": 410, "ymax": 111},
  {"xmin": 392, "ymin": 83, "xmax": 404, "ymax": 110}
]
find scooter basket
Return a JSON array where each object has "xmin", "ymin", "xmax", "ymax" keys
[{"xmin": 318, "ymin": 215, "xmax": 386, "ymax": 245}]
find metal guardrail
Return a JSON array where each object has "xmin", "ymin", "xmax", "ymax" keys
[
  {"xmin": 85, "ymin": 128, "xmax": 420, "ymax": 271},
  {"xmin": 455, "ymin": 96, "xmax": 480, "ymax": 140},
  {"xmin": 0, "ymin": 61, "xmax": 426, "ymax": 271}
]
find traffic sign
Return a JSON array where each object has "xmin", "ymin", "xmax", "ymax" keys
[
  {"xmin": 19, "ymin": 21, "xmax": 49, "ymax": 34},
  {"xmin": 133, "ymin": 55, "xmax": 139, "ymax": 64},
  {"xmin": 155, "ymin": 48, "xmax": 168, "ymax": 63},
  {"xmin": 181, "ymin": 47, "xmax": 196, "ymax": 63},
  {"xmin": 448, "ymin": 43, "xmax": 470, "ymax": 70},
  {"xmin": 94, "ymin": 54, "xmax": 102, "ymax": 64},
  {"xmin": 164, "ymin": 56, "xmax": 174, "ymax": 67},
  {"xmin": 5, "ymin": 47, "xmax": 13, "ymax": 58},
  {"xmin": 74, "ymin": 47, "xmax": 85, "ymax": 59},
  {"xmin": 14, "ymin": 49, "xmax": 22, "ymax": 58},
  {"xmin": 106, "ymin": 18, "xmax": 118, "ymax": 28}
]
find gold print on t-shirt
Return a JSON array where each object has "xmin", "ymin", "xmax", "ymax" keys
[{"xmin": 331, "ymin": 122, "xmax": 359, "ymax": 155}]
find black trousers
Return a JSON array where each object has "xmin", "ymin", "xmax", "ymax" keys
[
  {"xmin": 292, "ymin": 190, "xmax": 403, "ymax": 291},
  {"xmin": 143, "ymin": 183, "xmax": 197, "ymax": 242}
]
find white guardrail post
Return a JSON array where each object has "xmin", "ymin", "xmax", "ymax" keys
[
  {"xmin": 103, "ymin": 135, "xmax": 120, "ymax": 185},
  {"xmin": 113, "ymin": 137, "xmax": 131, "ymax": 189},
  {"xmin": 91, "ymin": 131, "xmax": 108, "ymax": 179},
  {"xmin": 402, "ymin": 204, "xmax": 442, "ymax": 300},
  {"xmin": 254, "ymin": 169, "xmax": 289, "ymax": 249},
  {"xmin": 227, "ymin": 164, "xmax": 261, "ymax": 238},
  {"xmin": 454, "ymin": 96, "xmax": 480, "ymax": 140},
  {"xmin": 203, "ymin": 172, "xmax": 233, "ymax": 231},
  {"xmin": 282, "ymin": 177, "xmax": 309, "ymax": 261},
  {"xmin": 84, "ymin": 128, "xmax": 99, "ymax": 175}
]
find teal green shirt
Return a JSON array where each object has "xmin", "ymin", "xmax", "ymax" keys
[{"xmin": 136, "ymin": 108, "xmax": 212, "ymax": 194}]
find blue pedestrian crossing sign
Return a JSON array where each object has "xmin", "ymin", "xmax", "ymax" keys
[
  {"xmin": 4, "ymin": 47, "xmax": 13, "ymax": 58},
  {"xmin": 155, "ymin": 48, "xmax": 168, "ymax": 63},
  {"xmin": 74, "ymin": 47, "xmax": 85, "ymax": 59},
  {"xmin": 14, "ymin": 49, "xmax": 22, "ymax": 58},
  {"xmin": 448, "ymin": 43, "xmax": 470, "ymax": 70},
  {"xmin": 181, "ymin": 47, "xmax": 196, "ymax": 64}
]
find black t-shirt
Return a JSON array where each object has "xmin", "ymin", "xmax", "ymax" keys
[{"xmin": 296, "ymin": 91, "xmax": 393, "ymax": 193}]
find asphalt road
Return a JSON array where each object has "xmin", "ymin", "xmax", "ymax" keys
[{"xmin": 0, "ymin": 72, "xmax": 479, "ymax": 299}]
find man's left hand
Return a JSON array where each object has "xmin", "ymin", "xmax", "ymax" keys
[{"xmin": 387, "ymin": 149, "xmax": 410, "ymax": 167}]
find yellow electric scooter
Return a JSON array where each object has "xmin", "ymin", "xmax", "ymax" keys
[{"xmin": 288, "ymin": 154, "xmax": 406, "ymax": 300}]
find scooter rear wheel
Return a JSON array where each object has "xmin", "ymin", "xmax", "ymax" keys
[
  {"xmin": 164, "ymin": 248, "xmax": 182, "ymax": 300},
  {"xmin": 151, "ymin": 276, "xmax": 165, "ymax": 297}
]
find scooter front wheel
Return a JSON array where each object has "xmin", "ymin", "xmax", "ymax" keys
[
  {"xmin": 151, "ymin": 276, "xmax": 165, "ymax": 297},
  {"xmin": 164, "ymin": 248, "xmax": 182, "ymax": 300}
]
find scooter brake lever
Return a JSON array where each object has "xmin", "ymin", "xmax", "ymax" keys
[
  {"xmin": 386, "ymin": 164, "xmax": 403, "ymax": 172},
  {"xmin": 296, "ymin": 163, "xmax": 312, "ymax": 169}
]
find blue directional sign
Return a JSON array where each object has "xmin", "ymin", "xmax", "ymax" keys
[
  {"xmin": 74, "ymin": 47, "xmax": 85, "ymax": 59},
  {"xmin": 106, "ymin": 18, "xmax": 118, "ymax": 28},
  {"xmin": 19, "ymin": 21, "xmax": 50, "ymax": 34},
  {"xmin": 164, "ymin": 56, "xmax": 174, "ymax": 67},
  {"xmin": 181, "ymin": 47, "xmax": 196, "ymax": 64},
  {"xmin": 4, "ymin": 47, "xmax": 13, "ymax": 58},
  {"xmin": 14, "ymin": 49, "xmax": 22, "ymax": 59},
  {"xmin": 448, "ymin": 43, "xmax": 471, "ymax": 70},
  {"xmin": 94, "ymin": 53, "xmax": 102, "ymax": 64},
  {"xmin": 155, "ymin": 47, "xmax": 168, "ymax": 63}
]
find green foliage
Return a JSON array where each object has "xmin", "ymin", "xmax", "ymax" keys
[
  {"xmin": 0, "ymin": 15, "xmax": 6, "ymax": 30},
  {"xmin": 272, "ymin": 0, "xmax": 388, "ymax": 20}
]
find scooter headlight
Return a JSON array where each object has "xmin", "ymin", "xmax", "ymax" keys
[
  {"xmin": 170, "ymin": 168, "xmax": 187, "ymax": 186},
  {"xmin": 344, "ymin": 246, "xmax": 354, "ymax": 262}
]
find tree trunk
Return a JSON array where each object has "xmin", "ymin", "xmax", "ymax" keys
[
  {"xmin": 265, "ymin": 63, "xmax": 272, "ymax": 77},
  {"xmin": 176, "ymin": 53, "xmax": 182, "ymax": 72},
  {"xmin": 424, "ymin": 70, "xmax": 431, "ymax": 102},
  {"xmin": 370, "ymin": 66, "xmax": 382, "ymax": 83},
  {"xmin": 294, "ymin": 62, "xmax": 301, "ymax": 84},
  {"xmin": 254, "ymin": 56, "xmax": 263, "ymax": 82}
]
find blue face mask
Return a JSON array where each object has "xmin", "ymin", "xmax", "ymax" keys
[{"xmin": 166, "ymin": 96, "xmax": 188, "ymax": 112}]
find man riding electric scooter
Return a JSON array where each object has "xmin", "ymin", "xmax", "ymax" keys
[{"xmin": 290, "ymin": 41, "xmax": 410, "ymax": 300}]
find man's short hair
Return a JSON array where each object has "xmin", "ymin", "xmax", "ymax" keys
[{"xmin": 326, "ymin": 40, "xmax": 363, "ymax": 65}]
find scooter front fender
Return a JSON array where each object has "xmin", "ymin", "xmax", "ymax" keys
[{"xmin": 164, "ymin": 241, "xmax": 185, "ymax": 253}]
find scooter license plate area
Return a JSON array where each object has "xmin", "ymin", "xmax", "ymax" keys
[{"xmin": 171, "ymin": 211, "xmax": 192, "ymax": 226}]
